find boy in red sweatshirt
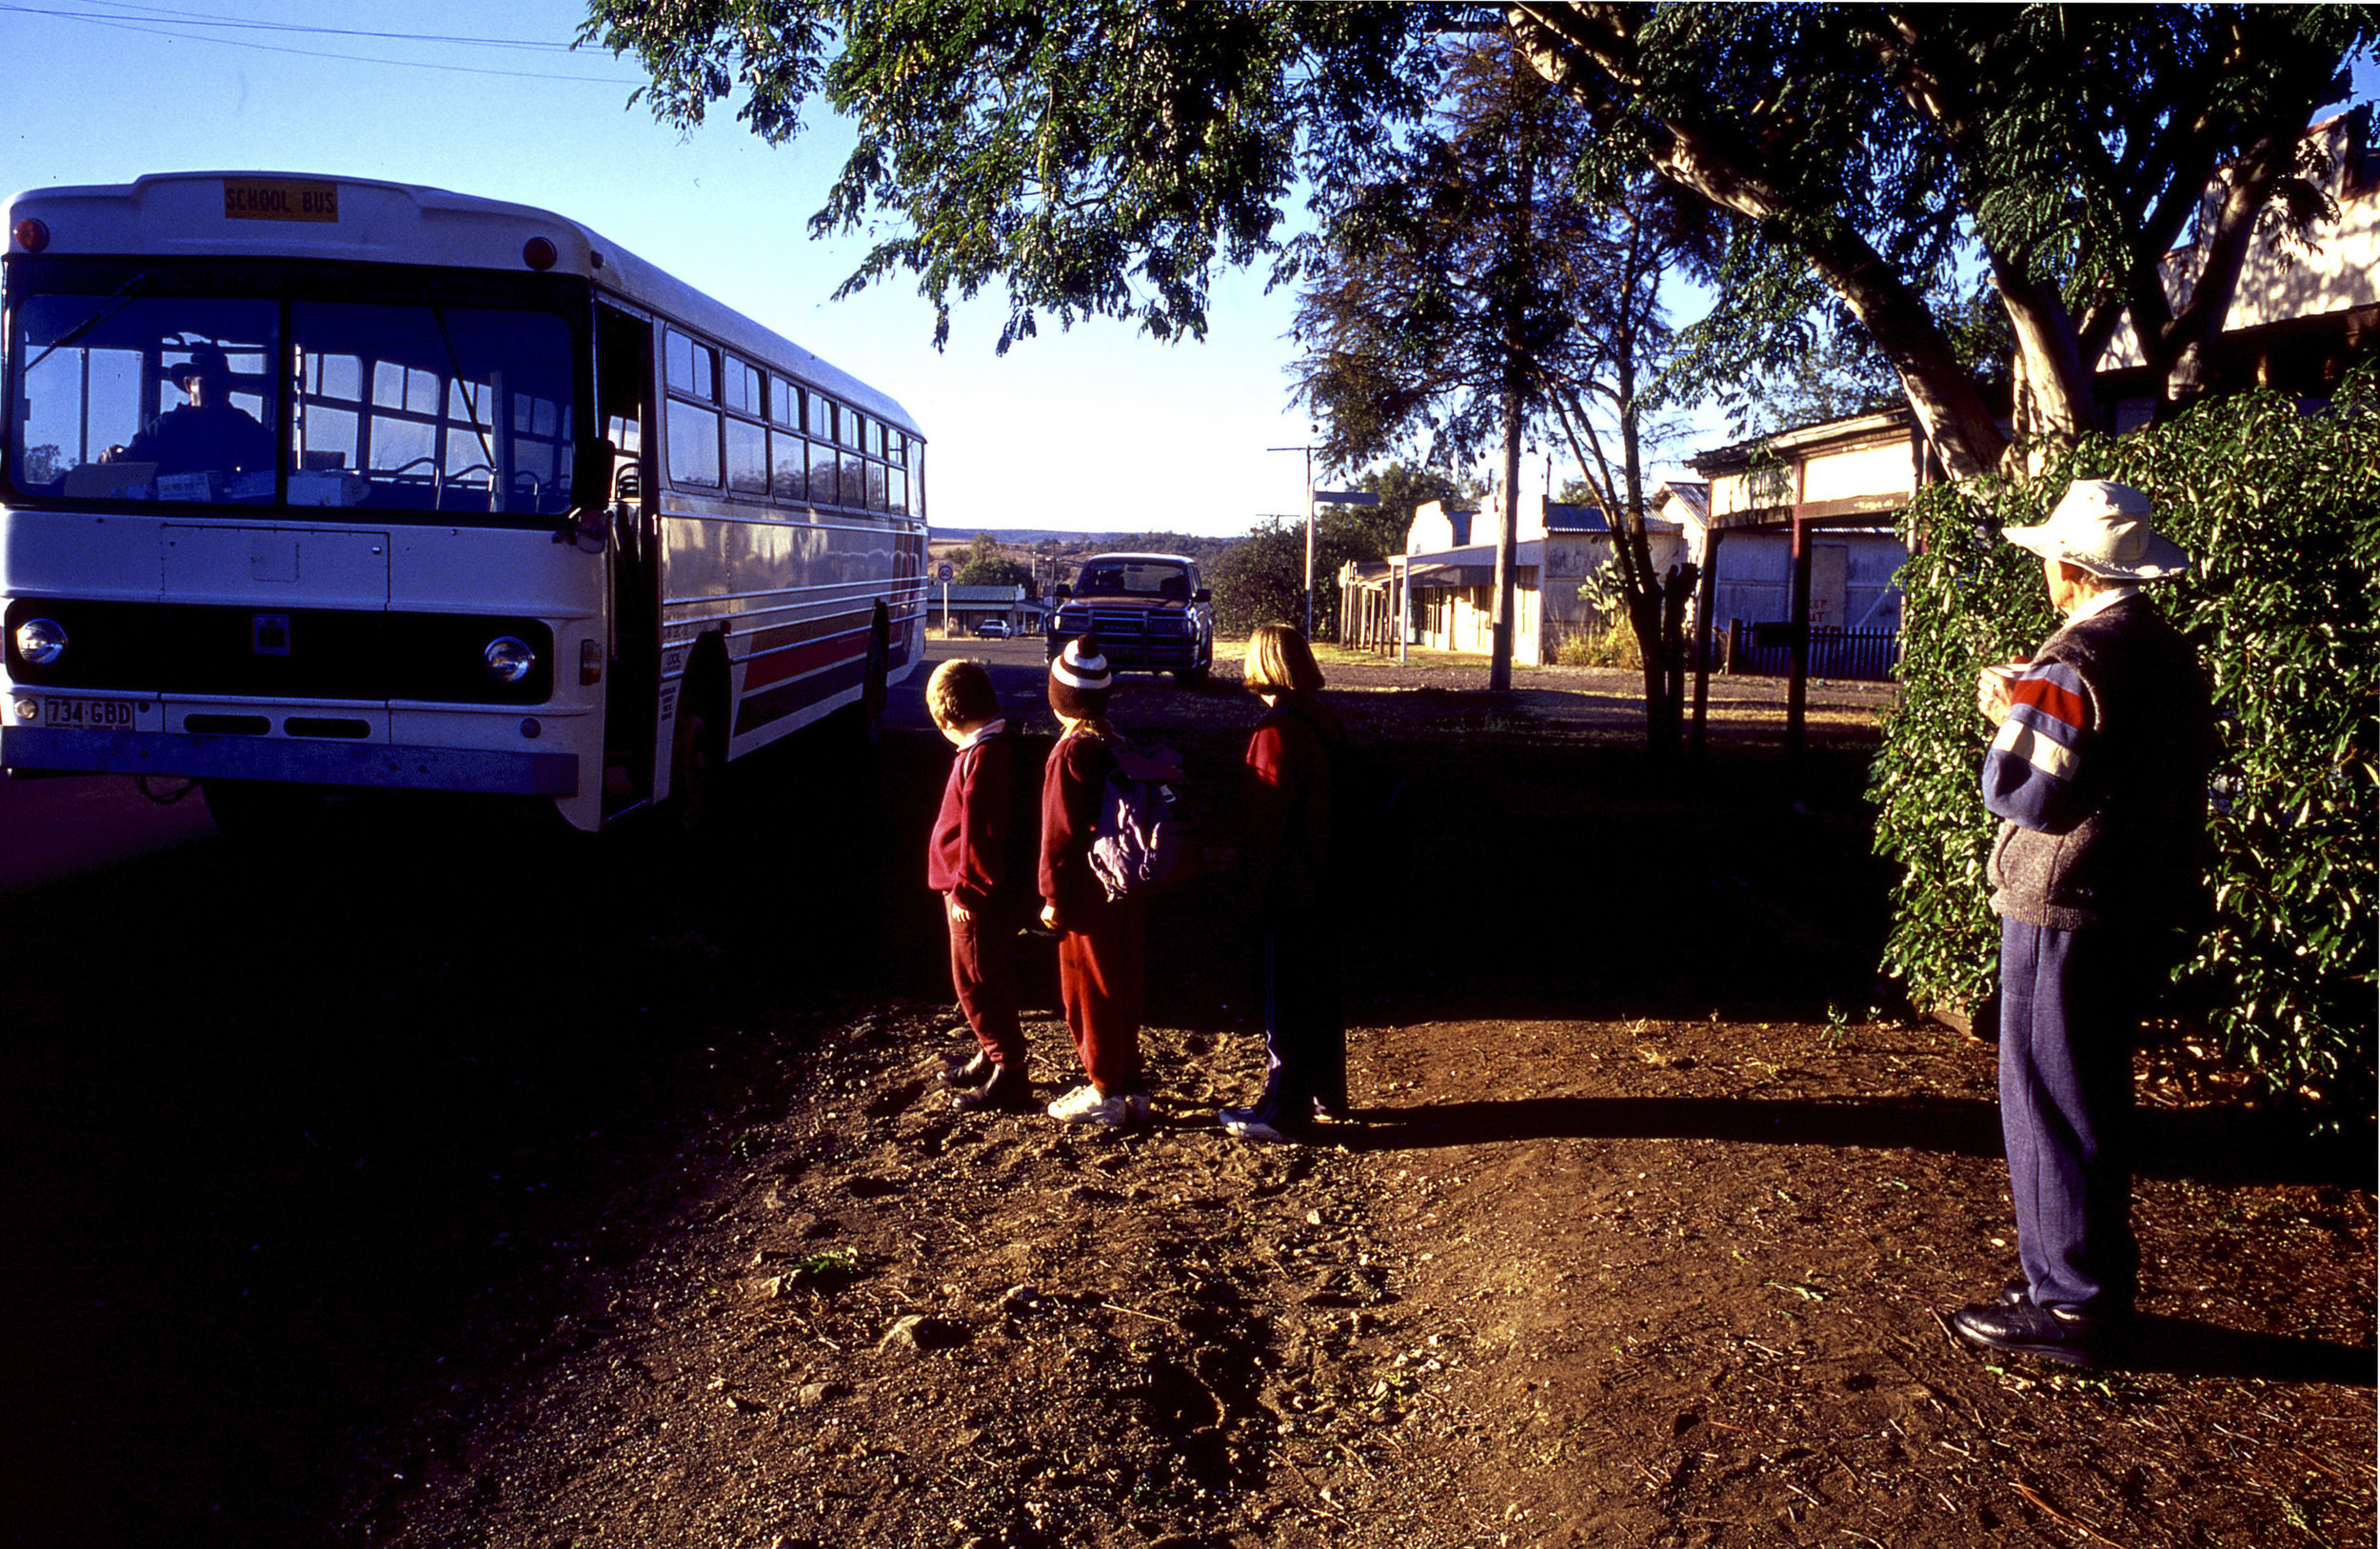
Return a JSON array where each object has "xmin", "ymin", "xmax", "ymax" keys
[{"xmin": 925, "ymin": 658, "xmax": 1034, "ymax": 1113}]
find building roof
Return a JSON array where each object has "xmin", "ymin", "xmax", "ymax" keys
[{"xmin": 1656, "ymin": 481, "xmax": 1711, "ymax": 523}]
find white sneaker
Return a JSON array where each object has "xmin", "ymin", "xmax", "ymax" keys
[{"xmin": 1046, "ymin": 1084, "xmax": 1146, "ymax": 1126}]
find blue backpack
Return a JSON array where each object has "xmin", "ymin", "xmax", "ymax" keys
[{"xmin": 1088, "ymin": 744, "xmax": 1197, "ymax": 902}]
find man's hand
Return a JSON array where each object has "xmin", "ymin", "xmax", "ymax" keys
[
  {"xmin": 1977, "ymin": 662, "xmax": 2027, "ymax": 725},
  {"xmin": 1040, "ymin": 904, "xmax": 1061, "ymax": 932},
  {"xmin": 947, "ymin": 896, "xmax": 973, "ymax": 924}
]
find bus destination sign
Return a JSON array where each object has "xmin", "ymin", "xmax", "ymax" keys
[{"xmin": 223, "ymin": 179, "xmax": 340, "ymax": 223}]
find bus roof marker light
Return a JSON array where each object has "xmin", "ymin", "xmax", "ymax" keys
[
  {"xmin": 12, "ymin": 218, "xmax": 50, "ymax": 253},
  {"xmin": 523, "ymin": 236, "xmax": 558, "ymax": 271}
]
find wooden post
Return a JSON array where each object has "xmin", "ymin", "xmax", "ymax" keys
[
  {"xmin": 1691, "ymin": 530, "xmax": 1720, "ymax": 759},
  {"xmin": 1787, "ymin": 511, "xmax": 1813, "ymax": 760}
]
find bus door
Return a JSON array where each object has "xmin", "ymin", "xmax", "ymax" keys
[{"xmin": 597, "ymin": 303, "xmax": 661, "ymax": 817}]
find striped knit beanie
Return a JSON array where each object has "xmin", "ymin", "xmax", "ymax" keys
[{"xmin": 1047, "ymin": 635, "xmax": 1113, "ymax": 720}]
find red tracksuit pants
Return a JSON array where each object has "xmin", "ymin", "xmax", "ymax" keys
[
  {"xmin": 947, "ymin": 898, "xmax": 1027, "ymax": 1066},
  {"xmin": 1057, "ymin": 898, "xmax": 1145, "ymax": 1094}
]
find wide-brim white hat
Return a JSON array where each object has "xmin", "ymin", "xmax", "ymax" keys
[{"xmin": 2001, "ymin": 480, "xmax": 2191, "ymax": 581}]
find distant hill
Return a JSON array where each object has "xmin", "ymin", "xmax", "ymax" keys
[
  {"xmin": 929, "ymin": 529, "xmax": 1240, "ymax": 568},
  {"xmin": 929, "ymin": 529, "xmax": 1127, "ymax": 545}
]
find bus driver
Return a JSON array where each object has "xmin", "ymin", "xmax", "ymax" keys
[{"xmin": 104, "ymin": 343, "xmax": 274, "ymax": 477}]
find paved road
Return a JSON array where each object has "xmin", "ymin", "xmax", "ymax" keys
[{"xmin": 905, "ymin": 631, "xmax": 1061, "ymax": 731}]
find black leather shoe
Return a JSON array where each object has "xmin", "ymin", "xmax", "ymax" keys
[
  {"xmin": 939, "ymin": 1051, "xmax": 995, "ymax": 1088},
  {"xmin": 951, "ymin": 1062, "xmax": 1035, "ymax": 1113},
  {"xmin": 1949, "ymin": 1299, "xmax": 2104, "ymax": 1366}
]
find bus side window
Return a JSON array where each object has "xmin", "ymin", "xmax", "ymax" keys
[{"xmin": 664, "ymin": 329, "xmax": 721, "ymax": 489}]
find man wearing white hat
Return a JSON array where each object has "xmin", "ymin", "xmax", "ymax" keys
[{"xmin": 1950, "ymin": 479, "xmax": 2213, "ymax": 1366}]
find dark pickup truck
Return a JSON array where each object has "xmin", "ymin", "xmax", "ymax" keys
[{"xmin": 1043, "ymin": 551, "xmax": 1214, "ymax": 686}]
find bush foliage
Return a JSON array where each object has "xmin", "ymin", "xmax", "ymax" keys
[{"xmin": 1871, "ymin": 377, "xmax": 2378, "ymax": 1109}]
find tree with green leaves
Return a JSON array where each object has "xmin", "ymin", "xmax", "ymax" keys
[
  {"xmin": 953, "ymin": 553, "xmax": 1031, "ymax": 588},
  {"xmin": 1292, "ymin": 30, "xmax": 1717, "ymax": 743},
  {"xmin": 1872, "ymin": 374, "xmax": 2378, "ymax": 1117},
  {"xmin": 1207, "ymin": 501, "xmax": 1408, "ymax": 642},
  {"xmin": 1506, "ymin": 4, "xmax": 2373, "ymax": 469},
  {"xmin": 583, "ymin": 2, "xmax": 2370, "ymax": 474},
  {"xmin": 1337, "ymin": 462, "xmax": 1464, "ymax": 558},
  {"xmin": 581, "ymin": 0, "xmax": 1433, "ymax": 350}
]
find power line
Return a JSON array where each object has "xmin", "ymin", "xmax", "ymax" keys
[
  {"xmin": 4, "ymin": 2, "xmax": 646, "ymax": 84},
  {"xmin": 68, "ymin": 0, "xmax": 573, "ymax": 50}
]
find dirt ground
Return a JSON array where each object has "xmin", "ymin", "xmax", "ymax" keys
[{"xmin": 2, "ymin": 646, "xmax": 2370, "ymax": 1549}]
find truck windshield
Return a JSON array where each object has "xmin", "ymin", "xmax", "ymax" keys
[
  {"xmin": 1076, "ymin": 561, "xmax": 1190, "ymax": 599},
  {"xmin": 10, "ymin": 285, "xmax": 580, "ymax": 520}
]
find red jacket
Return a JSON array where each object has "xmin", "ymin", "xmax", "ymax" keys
[
  {"xmin": 927, "ymin": 724, "xmax": 1023, "ymax": 912},
  {"xmin": 1245, "ymin": 693, "xmax": 1339, "ymax": 916}
]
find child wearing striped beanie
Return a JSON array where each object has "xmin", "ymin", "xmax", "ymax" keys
[{"xmin": 1037, "ymin": 637, "xmax": 1150, "ymax": 1126}]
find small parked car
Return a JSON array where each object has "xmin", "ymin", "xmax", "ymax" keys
[{"xmin": 972, "ymin": 618, "xmax": 1013, "ymax": 639}]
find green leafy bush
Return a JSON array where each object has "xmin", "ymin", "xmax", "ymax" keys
[{"xmin": 1872, "ymin": 377, "xmax": 2378, "ymax": 1110}]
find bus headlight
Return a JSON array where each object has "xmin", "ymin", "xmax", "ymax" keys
[
  {"xmin": 483, "ymin": 635, "xmax": 537, "ymax": 685},
  {"xmin": 14, "ymin": 618, "xmax": 67, "ymax": 665}
]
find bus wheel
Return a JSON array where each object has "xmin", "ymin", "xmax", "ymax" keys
[
  {"xmin": 667, "ymin": 682, "xmax": 727, "ymax": 837},
  {"xmin": 863, "ymin": 610, "xmax": 890, "ymax": 725},
  {"xmin": 845, "ymin": 609, "xmax": 890, "ymax": 748}
]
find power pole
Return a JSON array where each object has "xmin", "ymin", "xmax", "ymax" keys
[{"xmin": 1268, "ymin": 443, "xmax": 1320, "ymax": 639}]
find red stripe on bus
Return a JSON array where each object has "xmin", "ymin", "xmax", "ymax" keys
[{"xmin": 743, "ymin": 633, "xmax": 866, "ymax": 690}]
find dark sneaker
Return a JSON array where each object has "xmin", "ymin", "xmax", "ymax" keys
[
  {"xmin": 939, "ymin": 1051, "xmax": 995, "ymax": 1088},
  {"xmin": 1949, "ymin": 1299, "xmax": 2105, "ymax": 1366},
  {"xmin": 951, "ymin": 1062, "xmax": 1035, "ymax": 1113}
]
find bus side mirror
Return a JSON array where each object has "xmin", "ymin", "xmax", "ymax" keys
[{"xmin": 563, "ymin": 436, "xmax": 618, "ymax": 548}]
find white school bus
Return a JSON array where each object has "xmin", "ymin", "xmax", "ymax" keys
[{"xmin": 0, "ymin": 171, "xmax": 928, "ymax": 831}]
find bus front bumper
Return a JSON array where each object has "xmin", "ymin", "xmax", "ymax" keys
[{"xmin": 1, "ymin": 727, "xmax": 579, "ymax": 796}]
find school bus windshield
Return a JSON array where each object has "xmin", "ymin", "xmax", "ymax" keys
[{"xmin": 10, "ymin": 280, "xmax": 581, "ymax": 520}]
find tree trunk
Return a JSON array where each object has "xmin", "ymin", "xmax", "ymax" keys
[
  {"xmin": 1996, "ymin": 262, "xmax": 2109, "ymax": 455},
  {"xmin": 1615, "ymin": 364, "xmax": 1681, "ymax": 757},
  {"xmin": 1491, "ymin": 385, "xmax": 1521, "ymax": 692}
]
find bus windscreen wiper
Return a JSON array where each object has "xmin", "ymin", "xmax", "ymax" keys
[{"xmin": 21, "ymin": 274, "xmax": 150, "ymax": 375}]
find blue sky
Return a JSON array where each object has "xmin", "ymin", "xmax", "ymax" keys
[
  {"xmin": 6, "ymin": 5, "xmax": 2373, "ymax": 538},
  {"xmin": 1, "ymin": 0, "xmax": 1358, "ymax": 537}
]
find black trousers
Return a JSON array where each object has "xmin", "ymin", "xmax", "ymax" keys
[{"xmin": 1251, "ymin": 915, "xmax": 1345, "ymax": 1123}]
